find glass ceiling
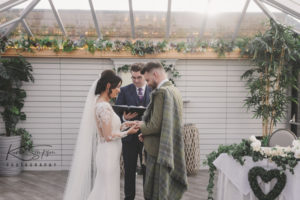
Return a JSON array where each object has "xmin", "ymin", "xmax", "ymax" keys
[{"xmin": 0, "ymin": 0, "xmax": 299, "ymax": 40}]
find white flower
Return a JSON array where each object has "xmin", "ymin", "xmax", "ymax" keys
[
  {"xmin": 294, "ymin": 149, "xmax": 300, "ymax": 159},
  {"xmin": 292, "ymin": 140, "xmax": 300, "ymax": 150},
  {"xmin": 249, "ymin": 135, "xmax": 258, "ymax": 143},
  {"xmin": 269, "ymin": 147, "xmax": 283, "ymax": 156},
  {"xmin": 260, "ymin": 147, "xmax": 271, "ymax": 156},
  {"xmin": 251, "ymin": 141, "xmax": 261, "ymax": 152},
  {"xmin": 284, "ymin": 146, "xmax": 292, "ymax": 152}
]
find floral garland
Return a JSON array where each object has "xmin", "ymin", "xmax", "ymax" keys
[
  {"xmin": 116, "ymin": 61, "xmax": 180, "ymax": 85},
  {"xmin": 203, "ymin": 136, "xmax": 299, "ymax": 200},
  {"xmin": 0, "ymin": 36, "xmax": 244, "ymax": 57}
]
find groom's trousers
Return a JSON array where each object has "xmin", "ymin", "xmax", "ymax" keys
[{"xmin": 122, "ymin": 134, "xmax": 145, "ymax": 200}]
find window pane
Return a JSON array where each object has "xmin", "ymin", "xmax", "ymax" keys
[
  {"xmin": 132, "ymin": 0, "xmax": 168, "ymax": 11},
  {"xmin": 172, "ymin": 0, "xmax": 208, "ymax": 12},
  {"xmin": 236, "ymin": 0, "xmax": 269, "ymax": 38},
  {"xmin": 92, "ymin": 0, "xmax": 131, "ymax": 38},
  {"xmin": 131, "ymin": 0, "xmax": 168, "ymax": 38},
  {"xmin": 264, "ymin": 2, "xmax": 300, "ymax": 33}
]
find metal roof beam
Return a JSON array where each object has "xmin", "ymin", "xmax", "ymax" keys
[
  {"xmin": 232, "ymin": 0, "xmax": 251, "ymax": 41},
  {"xmin": 254, "ymin": 0, "xmax": 277, "ymax": 20},
  {"xmin": 0, "ymin": 0, "xmax": 18, "ymax": 9},
  {"xmin": 254, "ymin": 0, "xmax": 300, "ymax": 34},
  {"xmin": 199, "ymin": 0, "xmax": 211, "ymax": 39},
  {"xmin": 48, "ymin": 0, "xmax": 67, "ymax": 36},
  {"xmin": 0, "ymin": 0, "xmax": 27, "ymax": 12},
  {"xmin": 0, "ymin": 17, "xmax": 20, "ymax": 29},
  {"xmin": 165, "ymin": 0, "xmax": 172, "ymax": 38},
  {"xmin": 21, "ymin": 19, "xmax": 33, "ymax": 37},
  {"xmin": 3, "ymin": 0, "xmax": 40, "ymax": 37},
  {"xmin": 128, "ymin": 0, "xmax": 135, "ymax": 39},
  {"xmin": 88, "ymin": 0, "xmax": 102, "ymax": 39},
  {"xmin": 262, "ymin": 0, "xmax": 300, "ymax": 20}
]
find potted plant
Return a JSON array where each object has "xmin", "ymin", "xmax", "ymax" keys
[
  {"xmin": 241, "ymin": 20, "xmax": 300, "ymax": 137},
  {"xmin": 0, "ymin": 56, "xmax": 34, "ymax": 176}
]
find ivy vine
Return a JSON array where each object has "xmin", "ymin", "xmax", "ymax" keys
[{"xmin": 116, "ymin": 61, "xmax": 180, "ymax": 85}]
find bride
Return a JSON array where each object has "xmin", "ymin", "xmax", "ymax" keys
[{"xmin": 63, "ymin": 70, "xmax": 139, "ymax": 200}]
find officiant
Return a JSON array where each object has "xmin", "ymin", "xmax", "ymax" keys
[{"xmin": 115, "ymin": 63, "xmax": 151, "ymax": 200}]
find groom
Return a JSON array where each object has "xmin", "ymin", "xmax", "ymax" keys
[
  {"xmin": 137, "ymin": 62, "xmax": 188, "ymax": 200},
  {"xmin": 115, "ymin": 63, "xmax": 151, "ymax": 200}
]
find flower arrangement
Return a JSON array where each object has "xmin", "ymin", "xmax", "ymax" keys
[
  {"xmin": 204, "ymin": 135, "xmax": 299, "ymax": 200},
  {"xmin": 249, "ymin": 135, "xmax": 300, "ymax": 159}
]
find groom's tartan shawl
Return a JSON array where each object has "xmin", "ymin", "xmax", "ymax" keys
[{"xmin": 144, "ymin": 82, "xmax": 188, "ymax": 199}]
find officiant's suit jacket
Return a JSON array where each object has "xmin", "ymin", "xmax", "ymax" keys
[{"xmin": 115, "ymin": 83, "xmax": 151, "ymax": 142}]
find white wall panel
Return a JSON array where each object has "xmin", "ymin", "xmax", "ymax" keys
[{"xmin": 0, "ymin": 58, "xmax": 289, "ymax": 171}]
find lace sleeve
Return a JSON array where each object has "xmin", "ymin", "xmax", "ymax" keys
[
  {"xmin": 95, "ymin": 102, "xmax": 128, "ymax": 141},
  {"xmin": 95, "ymin": 102, "xmax": 113, "ymax": 125}
]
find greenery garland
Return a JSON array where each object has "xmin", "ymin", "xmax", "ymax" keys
[
  {"xmin": 116, "ymin": 61, "xmax": 180, "ymax": 85},
  {"xmin": 0, "ymin": 35, "xmax": 244, "ymax": 57},
  {"xmin": 248, "ymin": 166, "xmax": 286, "ymax": 200},
  {"xmin": 203, "ymin": 139, "xmax": 298, "ymax": 200}
]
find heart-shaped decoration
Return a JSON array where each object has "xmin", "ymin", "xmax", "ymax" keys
[{"xmin": 248, "ymin": 166, "xmax": 286, "ymax": 200}]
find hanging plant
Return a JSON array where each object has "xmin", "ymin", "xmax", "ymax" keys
[
  {"xmin": 155, "ymin": 40, "xmax": 168, "ymax": 53},
  {"xmin": 112, "ymin": 40, "xmax": 124, "ymax": 52},
  {"xmin": 39, "ymin": 37, "xmax": 53, "ymax": 48},
  {"xmin": 211, "ymin": 39, "xmax": 234, "ymax": 57},
  {"xmin": 86, "ymin": 40, "xmax": 96, "ymax": 53},
  {"xmin": 161, "ymin": 60, "xmax": 180, "ymax": 85},
  {"xmin": 116, "ymin": 64, "xmax": 130, "ymax": 73},
  {"xmin": 74, "ymin": 36, "xmax": 86, "ymax": 48},
  {"xmin": 241, "ymin": 20, "xmax": 300, "ymax": 137},
  {"xmin": 131, "ymin": 40, "xmax": 154, "ymax": 56},
  {"xmin": 16, "ymin": 36, "xmax": 36, "ymax": 52},
  {"xmin": 175, "ymin": 41, "xmax": 186, "ymax": 52},
  {"xmin": 52, "ymin": 39, "xmax": 60, "ymax": 52},
  {"xmin": 62, "ymin": 39, "xmax": 77, "ymax": 52},
  {"xmin": 0, "ymin": 36, "xmax": 8, "ymax": 53}
]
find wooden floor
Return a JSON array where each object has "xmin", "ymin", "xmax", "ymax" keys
[{"xmin": 0, "ymin": 170, "xmax": 216, "ymax": 200}]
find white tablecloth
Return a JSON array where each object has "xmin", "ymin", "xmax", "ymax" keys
[{"xmin": 213, "ymin": 153, "xmax": 300, "ymax": 200}]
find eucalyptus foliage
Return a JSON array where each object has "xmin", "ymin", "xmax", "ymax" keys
[
  {"xmin": 241, "ymin": 20, "xmax": 300, "ymax": 136},
  {"xmin": 117, "ymin": 61, "xmax": 180, "ymax": 85},
  {"xmin": 1, "ymin": 35, "xmax": 237, "ymax": 57}
]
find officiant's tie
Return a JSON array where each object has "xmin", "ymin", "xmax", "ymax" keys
[{"xmin": 138, "ymin": 88, "xmax": 143, "ymax": 101}]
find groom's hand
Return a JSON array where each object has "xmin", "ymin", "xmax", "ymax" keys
[{"xmin": 136, "ymin": 121, "xmax": 144, "ymax": 129}]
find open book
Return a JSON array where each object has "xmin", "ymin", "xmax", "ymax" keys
[{"xmin": 112, "ymin": 105, "xmax": 146, "ymax": 117}]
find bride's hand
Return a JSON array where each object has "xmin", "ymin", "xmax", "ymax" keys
[
  {"xmin": 124, "ymin": 121, "xmax": 137, "ymax": 127},
  {"xmin": 127, "ymin": 125, "xmax": 139, "ymax": 135}
]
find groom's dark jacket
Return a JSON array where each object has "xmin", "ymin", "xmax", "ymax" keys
[{"xmin": 115, "ymin": 83, "xmax": 151, "ymax": 142}]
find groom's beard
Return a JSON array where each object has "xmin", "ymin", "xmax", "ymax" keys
[{"xmin": 149, "ymin": 81, "xmax": 158, "ymax": 90}]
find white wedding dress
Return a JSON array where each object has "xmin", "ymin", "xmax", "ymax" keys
[
  {"xmin": 63, "ymin": 80, "xmax": 128, "ymax": 200},
  {"xmin": 87, "ymin": 101, "xmax": 124, "ymax": 200}
]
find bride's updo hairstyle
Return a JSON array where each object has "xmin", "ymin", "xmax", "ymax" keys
[{"xmin": 95, "ymin": 69, "xmax": 122, "ymax": 97}]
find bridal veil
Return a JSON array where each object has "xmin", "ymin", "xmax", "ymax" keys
[{"xmin": 63, "ymin": 79, "xmax": 98, "ymax": 200}]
